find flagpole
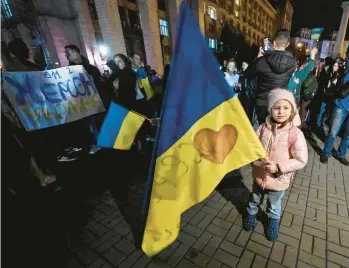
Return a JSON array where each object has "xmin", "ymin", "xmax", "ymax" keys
[
  {"xmin": 141, "ymin": 0, "xmax": 189, "ymax": 217},
  {"xmin": 141, "ymin": 66, "xmax": 172, "ymax": 216}
]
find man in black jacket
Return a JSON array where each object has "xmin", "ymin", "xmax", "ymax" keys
[{"xmin": 253, "ymin": 29, "xmax": 297, "ymax": 124}]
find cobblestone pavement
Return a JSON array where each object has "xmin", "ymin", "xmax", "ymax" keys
[{"xmin": 67, "ymin": 136, "xmax": 349, "ymax": 268}]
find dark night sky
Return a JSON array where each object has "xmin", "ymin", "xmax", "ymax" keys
[{"xmin": 289, "ymin": 0, "xmax": 349, "ymax": 39}]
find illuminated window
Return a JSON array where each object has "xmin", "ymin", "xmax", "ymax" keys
[
  {"xmin": 208, "ymin": 38, "xmax": 217, "ymax": 49},
  {"xmin": 1, "ymin": 0, "xmax": 13, "ymax": 19},
  {"xmin": 235, "ymin": 0, "xmax": 240, "ymax": 6},
  {"xmin": 159, "ymin": 19, "xmax": 169, "ymax": 36},
  {"xmin": 208, "ymin": 6, "xmax": 217, "ymax": 20},
  {"xmin": 235, "ymin": 10, "xmax": 239, "ymax": 17}
]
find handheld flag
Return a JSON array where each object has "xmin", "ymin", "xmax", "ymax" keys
[
  {"xmin": 141, "ymin": 1, "xmax": 266, "ymax": 257},
  {"xmin": 97, "ymin": 102, "xmax": 145, "ymax": 150}
]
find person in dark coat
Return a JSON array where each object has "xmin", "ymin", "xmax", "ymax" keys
[
  {"xmin": 113, "ymin": 54, "xmax": 137, "ymax": 111},
  {"xmin": 250, "ymin": 29, "xmax": 297, "ymax": 124}
]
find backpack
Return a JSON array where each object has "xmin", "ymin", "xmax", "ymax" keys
[{"xmin": 259, "ymin": 124, "xmax": 299, "ymax": 154}]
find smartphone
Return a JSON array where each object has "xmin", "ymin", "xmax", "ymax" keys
[{"xmin": 263, "ymin": 37, "xmax": 272, "ymax": 52}]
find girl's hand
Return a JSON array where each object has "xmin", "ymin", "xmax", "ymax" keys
[{"xmin": 265, "ymin": 161, "xmax": 278, "ymax": 173}]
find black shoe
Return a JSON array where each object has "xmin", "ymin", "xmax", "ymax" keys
[
  {"xmin": 320, "ymin": 155, "xmax": 328, "ymax": 164},
  {"xmin": 338, "ymin": 157, "xmax": 349, "ymax": 166}
]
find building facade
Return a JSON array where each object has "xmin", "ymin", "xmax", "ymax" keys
[{"xmin": 1, "ymin": 0, "xmax": 292, "ymax": 75}]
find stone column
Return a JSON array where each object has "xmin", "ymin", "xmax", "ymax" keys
[
  {"xmin": 137, "ymin": 0, "xmax": 164, "ymax": 75},
  {"xmin": 94, "ymin": 0, "xmax": 126, "ymax": 57},
  {"xmin": 73, "ymin": 0, "xmax": 103, "ymax": 71},
  {"xmin": 333, "ymin": 1, "xmax": 349, "ymax": 58}
]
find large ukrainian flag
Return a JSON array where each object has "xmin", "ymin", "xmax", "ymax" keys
[
  {"xmin": 142, "ymin": 2, "xmax": 265, "ymax": 257},
  {"xmin": 97, "ymin": 102, "xmax": 145, "ymax": 150}
]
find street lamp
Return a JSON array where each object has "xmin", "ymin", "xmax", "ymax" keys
[{"xmin": 99, "ymin": 45, "xmax": 108, "ymax": 58}]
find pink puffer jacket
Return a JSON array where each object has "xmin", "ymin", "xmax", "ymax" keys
[{"xmin": 253, "ymin": 116, "xmax": 308, "ymax": 191}]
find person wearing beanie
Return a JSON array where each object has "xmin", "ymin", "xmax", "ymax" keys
[{"xmin": 243, "ymin": 89, "xmax": 308, "ymax": 241}]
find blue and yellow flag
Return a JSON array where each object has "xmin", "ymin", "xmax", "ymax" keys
[
  {"xmin": 141, "ymin": 2, "xmax": 265, "ymax": 256},
  {"xmin": 97, "ymin": 102, "xmax": 145, "ymax": 150}
]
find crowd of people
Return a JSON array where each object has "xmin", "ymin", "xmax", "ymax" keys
[
  {"xmin": 1, "ymin": 28, "xmax": 348, "ymax": 245},
  {"xmin": 221, "ymin": 29, "xmax": 349, "ymax": 167}
]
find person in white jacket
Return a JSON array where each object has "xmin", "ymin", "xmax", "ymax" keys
[{"xmin": 224, "ymin": 59, "xmax": 240, "ymax": 93}]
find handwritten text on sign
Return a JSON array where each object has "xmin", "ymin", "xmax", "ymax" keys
[{"xmin": 3, "ymin": 65, "xmax": 105, "ymax": 131}]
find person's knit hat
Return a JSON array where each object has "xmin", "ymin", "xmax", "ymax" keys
[
  {"xmin": 267, "ymin": 88, "xmax": 301, "ymax": 127},
  {"xmin": 268, "ymin": 88, "xmax": 297, "ymax": 112}
]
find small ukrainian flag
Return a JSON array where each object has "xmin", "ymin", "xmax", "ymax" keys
[{"xmin": 97, "ymin": 102, "xmax": 146, "ymax": 150}]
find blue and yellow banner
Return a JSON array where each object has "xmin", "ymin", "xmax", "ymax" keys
[
  {"xmin": 311, "ymin": 28, "xmax": 324, "ymax": 40},
  {"xmin": 141, "ymin": 1, "xmax": 265, "ymax": 257},
  {"xmin": 97, "ymin": 102, "xmax": 145, "ymax": 150}
]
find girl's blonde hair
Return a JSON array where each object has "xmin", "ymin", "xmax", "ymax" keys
[{"xmin": 269, "ymin": 99, "xmax": 296, "ymax": 129}]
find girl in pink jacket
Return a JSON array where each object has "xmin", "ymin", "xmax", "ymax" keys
[{"xmin": 243, "ymin": 89, "xmax": 308, "ymax": 241}]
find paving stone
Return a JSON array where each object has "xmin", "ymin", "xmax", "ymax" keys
[
  {"xmin": 103, "ymin": 248, "xmax": 126, "ymax": 267},
  {"xmin": 340, "ymin": 229, "xmax": 349, "ymax": 248},
  {"xmin": 284, "ymin": 206, "xmax": 305, "ymax": 217},
  {"xmin": 250, "ymin": 232, "xmax": 273, "ymax": 248},
  {"xmin": 338, "ymin": 205, "xmax": 349, "ymax": 217},
  {"xmin": 131, "ymin": 254, "xmax": 151, "ymax": 268},
  {"xmin": 219, "ymin": 240, "xmax": 244, "ymax": 257},
  {"xmin": 213, "ymin": 249, "xmax": 239, "ymax": 267},
  {"xmin": 206, "ymin": 223, "xmax": 228, "ymax": 238},
  {"xmin": 300, "ymin": 233, "xmax": 313, "ymax": 253},
  {"xmin": 277, "ymin": 233, "xmax": 299, "ymax": 248},
  {"xmin": 312, "ymin": 237, "xmax": 326, "ymax": 259},
  {"xmin": 177, "ymin": 258, "xmax": 200, "ymax": 268},
  {"xmin": 281, "ymin": 212, "xmax": 293, "ymax": 227},
  {"xmin": 206, "ymin": 258, "xmax": 222, "ymax": 268},
  {"xmin": 201, "ymin": 205, "xmax": 220, "ymax": 216},
  {"xmin": 328, "ymin": 202, "xmax": 338, "ymax": 215},
  {"xmin": 303, "ymin": 225, "xmax": 326, "ymax": 239},
  {"xmin": 118, "ymin": 250, "xmax": 143, "ymax": 268},
  {"xmin": 235, "ymin": 229, "xmax": 252, "ymax": 247},
  {"xmin": 206, "ymin": 200, "xmax": 225, "ymax": 210},
  {"xmin": 328, "ymin": 219, "xmax": 349, "ymax": 232},
  {"xmin": 305, "ymin": 207, "xmax": 316, "ymax": 220},
  {"xmin": 167, "ymin": 243, "xmax": 190, "ymax": 267},
  {"xmin": 298, "ymin": 250, "xmax": 326, "ymax": 268},
  {"xmin": 114, "ymin": 238, "xmax": 136, "ymax": 255},
  {"xmin": 279, "ymin": 225, "xmax": 301, "ymax": 239},
  {"xmin": 178, "ymin": 231, "xmax": 197, "ymax": 247},
  {"xmin": 112, "ymin": 221, "xmax": 132, "ymax": 236},
  {"xmin": 89, "ymin": 222, "xmax": 109, "ymax": 237},
  {"xmin": 246, "ymin": 240, "xmax": 271, "ymax": 258},
  {"xmin": 307, "ymin": 201, "xmax": 326, "ymax": 211},
  {"xmin": 267, "ymin": 260, "xmax": 285, "ymax": 268},
  {"xmin": 327, "ymin": 242, "xmax": 349, "ymax": 258},
  {"xmin": 287, "ymin": 201, "xmax": 306, "ymax": 211},
  {"xmin": 304, "ymin": 219, "xmax": 327, "ymax": 232},
  {"xmin": 236, "ymin": 250, "xmax": 255, "ymax": 268},
  {"xmin": 146, "ymin": 259, "xmax": 172, "ymax": 268},
  {"xmin": 183, "ymin": 224, "xmax": 204, "ymax": 238},
  {"xmin": 203, "ymin": 235, "xmax": 222, "ymax": 257},
  {"xmin": 328, "ymin": 212, "xmax": 349, "ymax": 225},
  {"xmin": 252, "ymin": 255, "xmax": 268, "ymax": 268},
  {"xmin": 327, "ymin": 251, "xmax": 349, "ymax": 267},
  {"xmin": 197, "ymin": 214, "xmax": 214, "ymax": 230},
  {"xmin": 297, "ymin": 261, "xmax": 315, "ymax": 268},
  {"xmin": 90, "ymin": 210, "xmax": 108, "ymax": 222},
  {"xmin": 328, "ymin": 226, "xmax": 340, "ymax": 244},
  {"xmin": 157, "ymin": 241, "xmax": 180, "ymax": 261},
  {"xmin": 225, "ymin": 210, "xmax": 239, "ymax": 223},
  {"xmin": 315, "ymin": 209, "xmax": 326, "ymax": 224},
  {"xmin": 86, "ymin": 258, "xmax": 107, "ymax": 268},
  {"xmin": 96, "ymin": 235, "xmax": 121, "ymax": 253},
  {"xmin": 225, "ymin": 224, "xmax": 242, "ymax": 243},
  {"xmin": 212, "ymin": 218, "xmax": 233, "ymax": 230},
  {"xmin": 76, "ymin": 248, "xmax": 98, "ymax": 266},
  {"xmin": 282, "ymin": 246, "xmax": 297, "ymax": 268},
  {"xmin": 185, "ymin": 249, "xmax": 210, "ymax": 267},
  {"xmin": 190, "ymin": 211, "xmax": 206, "ymax": 225},
  {"xmin": 270, "ymin": 242, "xmax": 286, "ymax": 264},
  {"xmin": 328, "ymin": 197, "xmax": 347, "ymax": 206},
  {"xmin": 327, "ymin": 261, "xmax": 342, "ymax": 268}
]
